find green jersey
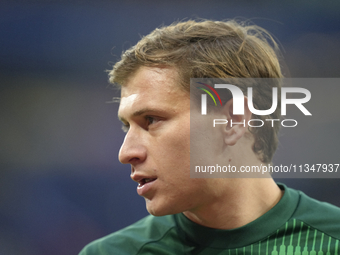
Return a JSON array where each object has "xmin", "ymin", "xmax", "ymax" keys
[{"xmin": 79, "ymin": 184, "xmax": 340, "ymax": 254}]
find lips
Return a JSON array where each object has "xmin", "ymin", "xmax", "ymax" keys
[
  {"xmin": 131, "ymin": 172, "xmax": 158, "ymax": 196},
  {"xmin": 136, "ymin": 177, "xmax": 157, "ymax": 196},
  {"xmin": 138, "ymin": 178, "xmax": 157, "ymax": 186}
]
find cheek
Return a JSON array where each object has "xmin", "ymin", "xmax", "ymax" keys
[
  {"xmin": 168, "ymin": 128, "xmax": 190, "ymax": 167},
  {"xmin": 159, "ymin": 138, "xmax": 190, "ymax": 173},
  {"xmin": 160, "ymin": 118, "xmax": 190, "ymax": 157},
  {"xmin": 153, "ymin": 134, "xmax": 190, "ymax": 182}
]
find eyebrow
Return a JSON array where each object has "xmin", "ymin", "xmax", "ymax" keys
[{"xmin": 118, "ymin": 108, "xmax": 167, "ymax": 123}]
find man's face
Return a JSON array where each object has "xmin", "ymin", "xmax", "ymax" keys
[{"xmin": 118, "ymin": 66, "xmax": 211, "ymax": 216}]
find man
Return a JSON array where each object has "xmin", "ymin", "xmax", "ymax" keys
[{"xmin": 80, "ymin": 20, "xmax": 340, "ymax": 254}]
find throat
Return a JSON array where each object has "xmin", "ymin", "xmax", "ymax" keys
[{"xmin": 183, "ymin": 179, "xmax": 283, "ymax": 230}]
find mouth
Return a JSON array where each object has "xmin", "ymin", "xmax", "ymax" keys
[
  {"xmin": 136, "ymin": 177, "xmax": 158, "ymax": 196},
  {"xmin": 138, "ymin": 178, "xmax": 157, "ymax": 188}
]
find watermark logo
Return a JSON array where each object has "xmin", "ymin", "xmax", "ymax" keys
[
  {"xmin": 200, "ymin": 84, "xmax": 312, "ymax": 116},
  {"xmin": 190, "ymin": 78, "xmax": 339, "ymax": 179},
  {"xmin": 197, "ymin": 82, "xmax": 222, "ymax": 115},
  {"xmin": 196, "ymin": 81, "xmax": 312, "ymax": 128}
]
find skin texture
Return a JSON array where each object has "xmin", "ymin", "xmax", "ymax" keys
[
  {"xmin": 118, "ymin": 66, "xmax": 209, "ymax": 216},
  {"xmin": 118, "ymin": 66, "xmax": 283, "ymax": 229}
]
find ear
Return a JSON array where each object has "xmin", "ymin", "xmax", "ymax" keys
[{"xmin": 222, "ymin": 97, "xmax": 252, "ymax": 146}]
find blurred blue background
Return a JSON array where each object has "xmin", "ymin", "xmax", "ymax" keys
[{"xmin": 1, "ymin": 1, "xmax": 340, "ymax": 254}]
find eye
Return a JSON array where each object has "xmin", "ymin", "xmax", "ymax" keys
[
  {"xmin": 145, "ymin": 116, "xmax": 163, "ymax": 130},
  {"xmin": 146, "ymin": 116, "xmax": 157, "ymax": 125}
]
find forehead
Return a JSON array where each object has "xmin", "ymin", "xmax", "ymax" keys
[
  {"xmin": 118, "ymin": 66, "xmax": 189, "ymax": 119},
  {"xmin": 121, "ymin": 66, "xmax": 182, "ymax": 96}
]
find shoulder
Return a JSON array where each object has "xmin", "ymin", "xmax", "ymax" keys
[
  {"xmin": 289, "ymin": 186, "xmax": 340, "ymax": 239},
  {"xmin": 79, "ymin": 214, "xmax": 177, "ymax": 255}
]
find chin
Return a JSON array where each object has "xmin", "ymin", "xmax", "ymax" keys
[{"xmin": 145, "ymin": 199, "xmax": 180, "ymax": 216}]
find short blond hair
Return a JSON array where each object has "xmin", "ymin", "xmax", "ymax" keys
[{"xmin": 109, "ymin": 19, "xmax": 283, "ymax": 163}]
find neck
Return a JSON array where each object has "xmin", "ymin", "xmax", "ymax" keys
[{"xmin": 183, "ymin": 178, "xmax": 283, "ymax": 229}]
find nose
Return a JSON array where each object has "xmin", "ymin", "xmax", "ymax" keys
[{"xmin": 118, "ymin": 128, "xmax": 147, "ymax": 165}]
